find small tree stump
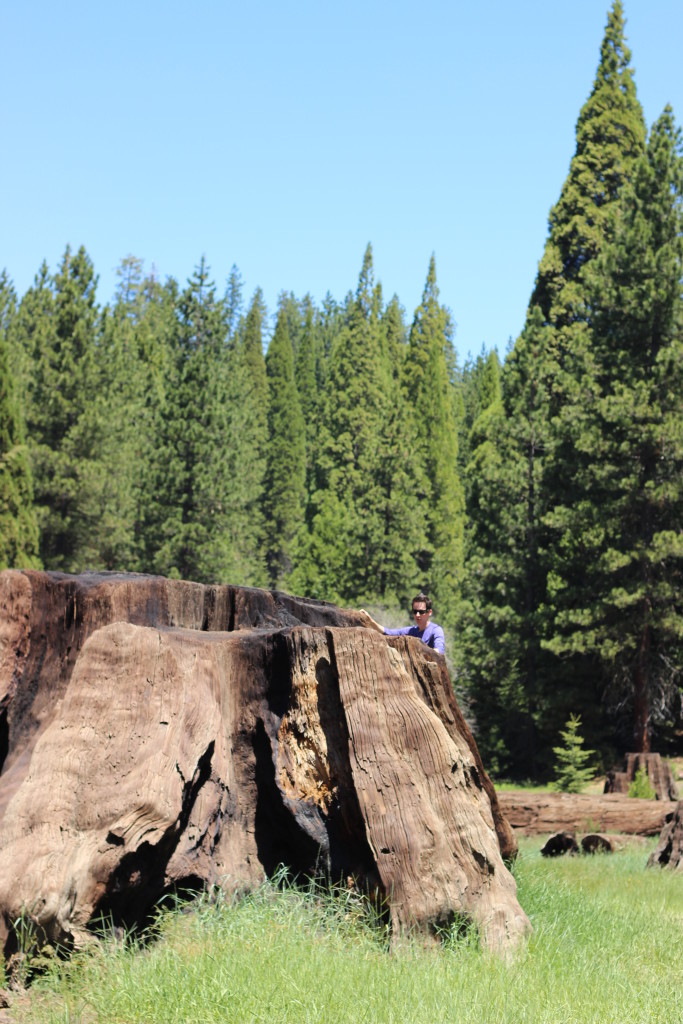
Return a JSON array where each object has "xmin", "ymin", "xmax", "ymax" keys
[
  {"xmin": 603, "ymin": 770, "xmax": 630, "ymax": 795},
  {"xmin": 540, "ymin": 832, "xmax": 579, "ymax": 857},
  {"xmin": 647, "ymin": 801, "xmax": 683, "ymax": 871},
  {"xmin": 581, "ymin": 833, "xmax": 614, "ymax": 854}
]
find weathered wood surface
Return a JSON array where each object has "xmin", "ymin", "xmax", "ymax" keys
[
  {"xmin": 0, "ymin": 570, "xmax": 528, "ymax": 956},
  {"xmin": 648, "ymin": 801, "xmax": 683, "ymax": 870},
  {"xmin": 498, "ymin": 790, "xmax": 677, "ymax": 836}
]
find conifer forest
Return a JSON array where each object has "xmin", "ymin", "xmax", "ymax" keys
[{"xmin": 1, "ymin": 3, "xmax": 681, "ymax": 779}]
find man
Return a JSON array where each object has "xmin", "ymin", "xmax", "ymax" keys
[{"xmin": 359, "ymin": 592, "xmax": 445, "ymax": 654}]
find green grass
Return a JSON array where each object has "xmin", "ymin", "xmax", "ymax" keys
[
  {"xmin": 493, "ymin": 780, "xmax": 555, "ymax": 793},
  {"xmin": 8, "ymin": 840, "xmax": 683, "ymax": 1024}
]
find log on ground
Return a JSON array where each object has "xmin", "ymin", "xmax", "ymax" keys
[{"xmin": 497, "ymin": 790, "xmax": 677, "ymax": 836}]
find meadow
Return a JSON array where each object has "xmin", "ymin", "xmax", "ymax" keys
[{"xmin": 6, "ymin": 837, "xmax": 682, "ymax": 1024}]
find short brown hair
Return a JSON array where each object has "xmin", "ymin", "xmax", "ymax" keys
[{"xmin": 411, "ymin": 592, "xmax": 432, "ymax": 611}]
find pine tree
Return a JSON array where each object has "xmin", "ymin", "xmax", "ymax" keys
[
  {"xmin": 130, "ymin": 271, "xmax": 180, "ymax": 572},
  {"xmin": 89, "ymin": 258, "xmax": 180, "ymax": 572},
  {"xmin": 93, "ymin": 256, "xmax": 147, "ymax": 569},
  {"xmin": 294, "ymin": 296, "xmax": 324, "ymax": 501},
  {"xmin": 460, "ymin": 310, "xmax": 556, "ymax": 776},
  {"xmin": 464, "ymin": 3, "xmax": 649, "ymax": 774},
  {"xmin": 544, "ymin": 107, "xmax": 683, "ymax": 753},
  {"xmin": 152, "ymin": 258, "xmax": 240, "ymax": 582},
  {"xmin": 292, "ymin": 246, "xmax": 424, "ymax": 607},
  {"xmin": 374, "ymin": 294, "xmax": 425, "ymax": 609},
  {"xmin": 402, "ymin": 255, "xmax": 465, "ymax": 626},
  {"xmin": 458, "ymin": 346, "xmax": 502, "ymax": 480},
  {"xmin": 0, "ymin": 271, "xmax": 40, "ymax": 569},
  {"xmin": 551, "ymin": 714, "xmax": 596, "ymax": 793},
  {"xmin": 225, "ymin": 288, "xmax": 269, "ymax": 586},
  {"xmin": 295, "ymin": 246, "xmax": 388, "ymax": 602},
  {"xmin": 263, "ymin": 304, "xmax": 306, "ymax": 589},
  {"xmin": 224, "ymin": 264, "xmax": 244, "ymax": 339},
  {"xmin": 15, "ymin": 247, "xmax": 103, "ymax": 570},
  {"xmin": 530, "ymin": 0, "xmax": 646, "ymax": 332}
]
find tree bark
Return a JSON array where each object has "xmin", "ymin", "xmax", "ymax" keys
[{"xmin": 0, "ymin": 570, "xmax": 529, "ymax": 958}]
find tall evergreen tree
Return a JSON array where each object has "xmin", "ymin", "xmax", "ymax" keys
[
  {"xmin": 457, "ymin": 346, "xmax": 502, "ymax": 479},
  {"xmin": 93, "ymin": 256, "xmax": 147, "ymax": 569},
  {"xmin": 294, "ymin": 246, "xmax": 388, "ymax": 602},
  {"xmin": 224, "ymin": 287, "xmax": 270, "ymax": 586},
  {"xmin": 128, "ymin": 270, "xmax": 179, "ymax": 573},
  {"xmin": 294, "ymin": 296, "xmax": 324, "ymax": 500},
  {"xmin": 292, "ymin": 246, "xmax": 423, "ymax": 607},
  {"xmin": 402, "ymin": 255, "xmax": 465, "ymax": 626},
  {"xmin": 15, "ymin": 247, "xmax": 103, "ymax": 570},
  {"xmin": 263, "ymin": 304, "xmax": 306, "ymax": 588},
  {"xmin": 374, "ymin": 295, "xmax": 425, "ymax": 609},
  {"xmin": 463, "ymin": 3, "xmax": 649, "ymax": 774},
  {"xmin": 0, "ymin": 272, "xmax": 40, "ymax": 569},
  {"xmin": 529, "ymin": 0, "xmax": 646, "ymax": 332},
  {"xmin": 224, "ymin": 264, "xmax": 244, "ymax": 339},
  {"xmin": 152, "ymin": 258, "xmax": 238, "ymax": 582},
  {"xmin": 544, "ymin": 107, "xmax": 683, "ymax": 752},
  {"xmin": 92, "ymin": 257, "xmax": 180, "ymax": 572}
]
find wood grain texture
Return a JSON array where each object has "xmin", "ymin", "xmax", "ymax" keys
[{"xmin": 0, "ymin": 571, "xmax": 528, "ymax": 957}]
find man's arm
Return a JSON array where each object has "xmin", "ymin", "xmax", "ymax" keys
[
  {"xmin": 430, "ymin": 624, "xmax": 446, "ymax": 654},
  {"xmin": 358, "ymin": 609, "xmax": 385, "ymax": 634}
]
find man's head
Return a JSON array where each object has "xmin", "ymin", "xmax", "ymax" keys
[{"xmin": 411, "ymin": 592, "xmax": 432, "ymax": 625}]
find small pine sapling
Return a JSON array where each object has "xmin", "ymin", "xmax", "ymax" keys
[{"xmin": 551, "ymin": 714, "xmax": 595, "ymax": 793}]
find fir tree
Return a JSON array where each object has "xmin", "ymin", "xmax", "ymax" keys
[
  {"xmin": 551, "ymin": 714, "xmax": 596, "ymax": 793},
  {"xmin": 226, "ymin": 288, "xmax": 269, "ymax": 586},
  {"xmin": 464, "ymin": 3, "xmax": 649, "ymax": 774},
  {"xmin": 460, "ymin": 310, "xmax": 556, "ymax": 776},
  {"xmin": 403, "ymin": 255, "xmax": 465, "ymax": 626},
  {"xmin": 544, "ymin": 107, "xmax": 683, "ymax": 753},
  {"xmin": 458, "ymin": 346, "xmax": 502, "ymax": 481},
  {"xmin": 296, "ymin": 246, "xmax": 389, "ymax": 602},
  {"xmin": 15, "ymin": 247, "xmax": 103, "ymax": 570},
  {"xmin": 263, "ymin": 304, "xmax": 306, "ymax": 589},
  {"xmin": 95, "ymin": 257, "xmax": 179, "ymax": 572},
  {"xmin": 224, "ymin": 264, "xmax": 244, "ymax": 340},
  {"xmin": 294, "ymin": 296, "xmax": 324, "ymax": 500},
  {"xmin": 374, "ymin": 295, "xmax": 425, "ymax": 609},
  {"xmin": 152, "ymin": 258, "xmax": 238, "ymax": 582},
  {"xmin": 126, "ymin": 271, "xmax": 180, "ymax": 573},
  {"xmin": 530, "ymin": 0, "xmax": 646, "ymax": 331},
  {"xmin": 0, "ymin": 271, "xmax": 40, "ymax": 569},
  {"xmin": 293, "ymin": 245, "xmax": 424, "ymax": 607}
]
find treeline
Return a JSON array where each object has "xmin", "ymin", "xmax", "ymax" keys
[{"xmin": 1, "ymin": 2, "xmax": 681, "ymax": 777}]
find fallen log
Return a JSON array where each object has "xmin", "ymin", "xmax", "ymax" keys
[
  {"xmin": 497, "ymin": 790, "xmax": 677, "ymax": 836},
  {"xmin": 0, "ymin": 570, "xmax": 529, "ymax": 957}
]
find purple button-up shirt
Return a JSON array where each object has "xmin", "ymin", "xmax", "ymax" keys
[{"xmin": 383, "ymin": 621, "xmax": 445, "ymax": 654}]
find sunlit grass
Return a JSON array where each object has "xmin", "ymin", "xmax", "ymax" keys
[{"xmin": 9, "ymin": 839, "xmax": 683, "ymax": 1024}]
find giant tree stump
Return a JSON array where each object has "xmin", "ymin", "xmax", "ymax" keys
[{"xmin": 0, "ymin": 571, "xmax": 529, "ymax": 956}]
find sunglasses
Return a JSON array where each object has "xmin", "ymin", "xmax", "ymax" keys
[{"xmin": 412, "ymin": 608, "xmax": 429, "ymax": 616}]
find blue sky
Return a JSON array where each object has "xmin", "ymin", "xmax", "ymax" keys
[{"xmin": 2, "ymin": 1, "xmax": 681, "ymax": 362}]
